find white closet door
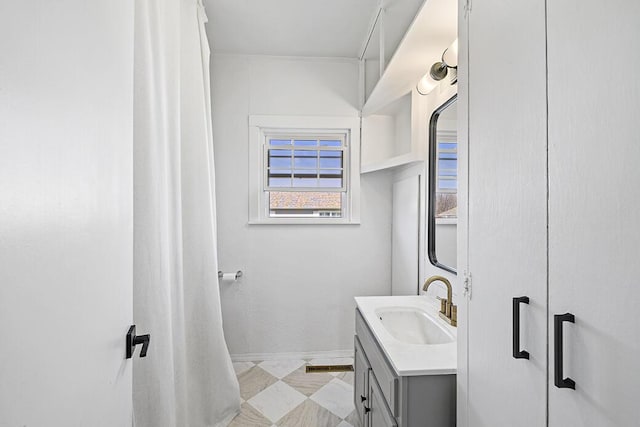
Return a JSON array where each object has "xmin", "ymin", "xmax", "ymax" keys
[
  {"xmin": 466, "ymin": 0, "xmax": 548, "ymax": 425},
  {"xmin": 0, "ymin": 2, "xmax": 134, "ymax": 425},
  {"xmin": 547, "ymin": 1, "xmax": 640, "ymax": 425}
]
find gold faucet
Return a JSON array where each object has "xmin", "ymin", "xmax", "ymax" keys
[{"xmin": 423, "ymin": 275, "xmax": 457, "ymax": 327}]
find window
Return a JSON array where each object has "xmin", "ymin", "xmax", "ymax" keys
[
  {"xmin": 435, "ymin": 135, "xmax": 457, "ymax": 219},
  {"xmin": 265, "ymin": 135, "xmax": 345, "ymax": 218},
  {"xmin": 249, "ymin": 115, "xmax": 361, "ymax": 224}
]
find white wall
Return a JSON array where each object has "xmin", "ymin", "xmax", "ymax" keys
[
  {"xmin": 211, "ymin": 54, "xmax": 393, "ymax": 356},
  {"xmin": 435, "ymin": 223, "xmax": 457, "ymax": 268},
  {"xmin": 391, "ymin": 164, "xmax": 425, "ymax": 296}
]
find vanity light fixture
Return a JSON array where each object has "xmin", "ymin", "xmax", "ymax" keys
[{"xmin": 417, "ymin": 39, "xmax": 458, "ymax": 96}]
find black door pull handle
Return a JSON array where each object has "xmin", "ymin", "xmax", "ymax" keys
[
  {"xmin": 364, "ymin": 406, "xmax": 371, "ymax": 414},
  {"xmin": 513, "ymin": 296, "xmax": 530, "ymax": 359},
  {"xmin": 126, "ymin": 325, "xmax": 150, "ymax": 359},
  {"xmin": 360, "ymin": 395, "xmax": 367, "ymax": 402},
  {"xmin": 554, "ymin": 313, "xmax": 575, "ymax": 389}
]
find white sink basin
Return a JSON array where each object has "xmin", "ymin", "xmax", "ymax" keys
[
  {"xmin": 355, "ymin": 296, "xmax": 457, "ymax": 376},
  {"xmin": 375, "ymin": 307, "xmax": 455, "ymax": 345}
]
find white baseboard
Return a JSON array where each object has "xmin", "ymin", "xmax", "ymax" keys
[{"xmin": 230, "ymin": 349, "xmax": 354, "ymax": 362}]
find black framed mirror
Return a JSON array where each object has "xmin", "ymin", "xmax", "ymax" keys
[{"xmin": 428, "ymin": 94, "xmax": 458, "ymax": 274}]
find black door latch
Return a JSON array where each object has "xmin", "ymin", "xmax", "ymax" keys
[{"xmin": 126, "ymin": 325, "xmax": 150, "ymax": 359}]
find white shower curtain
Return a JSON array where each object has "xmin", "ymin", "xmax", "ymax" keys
[{"xmin": 133, "ymin": 0, "xmax": 241, "ymax": 426}]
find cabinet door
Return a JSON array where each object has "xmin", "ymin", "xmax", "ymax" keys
[
  {"xmin": 547, "ymin": 0, "xmax": 640, "ymax": 425},
  {"xmin": 355, "ymin": 337, "xmax": 371, "ymax": 425},
  {"xmin": 465, "ymin": 0, "xmax": 548, "ymax": 425},
  {"xmin": 369, "ymin": 374, "xmax": 397, "ymax": 427}
]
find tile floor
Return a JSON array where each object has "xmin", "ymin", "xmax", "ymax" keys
[{"xmin": 229, "ymin": 358, "xmax": 361, "ymax": 427}]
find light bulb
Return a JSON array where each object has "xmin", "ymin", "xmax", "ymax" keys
[
  {"xmin": 417, "ymin": 74, "xmax": 437, "ymax": 95},
  {"xmin": 443, "ymin": 39, "xmax": 458, "ymax": 68}
]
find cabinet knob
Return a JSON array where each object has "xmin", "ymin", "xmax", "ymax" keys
[
  {"xmin": 360, "ymin": 395, "xmax": 367, "ymax": 402},
  {"xmin": 364, "ymin": 406, "xmax": 371, "ymax": 414}
]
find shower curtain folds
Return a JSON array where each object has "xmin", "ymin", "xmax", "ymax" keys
[{"xmin": 133, "ymin": 1, "xmax": 241, "ymax": 426}]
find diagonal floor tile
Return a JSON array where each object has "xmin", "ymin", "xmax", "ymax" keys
[
  {"xmin": 310, "ymin": 378, "xmax": 356, "ymax": 419},
  {"xmin": 233, "ymin": 361, "xmax": 255, "ymax": 376},
  {"xmin": 258, "ymin": 359, "xmax": 305, "ymax": 379},
  {"xmin": 282, "ymin": 366, "xmax": 334, "ymax": 396},
  {"xmin": 344, "ymin": 410, "xmax": 361, "ymax": 427},
  {"xmin": 336, "ymin": 422, "xmax": 353, "ymax": 427},
  {"xmin": 228, "ymin": 402, "xmax": 272, "ymax": 427},
  {"xmin": 238, "ymin": 366, "xmax": 278, "ymax": 401},
  {"xmin": 277, "ymin": 399, "xmax": 342, "ymax": 427},
  {"xmin": 333, "ymin": 371, "xmax": 354, "ymax": 385},
  {"xmin": 248, "ymin": 381, "xmax": 307, "ymax": 423}
]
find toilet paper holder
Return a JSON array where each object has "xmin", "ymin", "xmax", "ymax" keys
[{"xmin": 218, "ymin": 270, "xmax": 243, "ymax": 280}]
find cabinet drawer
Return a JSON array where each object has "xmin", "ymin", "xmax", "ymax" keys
[{"xmin": 356, "ymin": 309, "xmax": 399, "ymax": 416}]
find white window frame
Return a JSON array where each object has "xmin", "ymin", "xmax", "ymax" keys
[{"xmin": 249, "ymin": 115, "xmax": 361, "ymax": 225}]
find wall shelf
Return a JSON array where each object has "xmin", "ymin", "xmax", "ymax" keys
[
  {"xmin": 361, "ymin": 153, "xmax": 423, "ymax": 174},
  {"xmin": 362, "ymin": 0, "xmax": 457, "ymax": 116},
  {"xmin": 359, "ymin": 0, "xmax": 457, "ymax": 175}
]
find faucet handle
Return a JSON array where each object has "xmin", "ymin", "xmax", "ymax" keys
[{"xmin": 436, "ymin": 296, "xmax": 447, "ymax": 315}]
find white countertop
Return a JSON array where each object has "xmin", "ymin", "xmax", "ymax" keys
[{"xmin": 354, "ymin": 295, "xmax": 457, "ymax": 376}]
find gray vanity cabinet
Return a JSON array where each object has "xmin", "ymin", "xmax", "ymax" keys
[
  {"xmin": 355, "ymin": 335, "xmax": 397, "ymax": 427},
  {"xmin": 354, "ymin": 337, "xmax": 371, "ymax": 424},
  {"xmin": 354, "ymin": 309, "xmax": 455, "ymax": 427},
  {"xmin": 368, "ymin": 374, "xmax": 398, "ymax": 427}
]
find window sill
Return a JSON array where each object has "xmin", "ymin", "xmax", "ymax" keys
[
  {"xmin": 435, "ymin": 218, "xmax": 458, "ymax": 225},
  {"xmin": 248, "ymin": 217, "xmax": 360, "ymax": 225}
]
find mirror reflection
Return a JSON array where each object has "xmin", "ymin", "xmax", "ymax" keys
[{"xmin": 428, "ymin": 95, "xmax": 458, "ymax": 273}]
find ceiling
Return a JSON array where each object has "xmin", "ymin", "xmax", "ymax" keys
[{"xmin": 204, "ymin": 0, "xmax": 380, "ymax": 58}]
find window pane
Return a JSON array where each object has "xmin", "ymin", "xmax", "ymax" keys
[
  {"xmin": 293, "ymin": 178, "xmax": 318, "ymax": 187},
  {"xmin": 319, "ymin": 157, "xmax": 342, "ymax": 168},
  {"xmin": 438, "ymin": 159, "xmax": 457, "ymax": 170},
  {"xmin": 438, "ymin": 179, "xmax": 457, "ymax": 190},
  {"xmin": 269, "ymin": 168, "xmax": 292, "ymax": 177},
  {"xmin": 294, "ymin": 149, "xmax": 317, "ymax": 156},
  {"xmin": 269, "ymin": 191, "xmax": 342, "ymax": 218},
  {"xmin": 319, "ymin": 178, "xmax": 342, "ymax": 188},
  {"xmin": 294, "ymin": 156, "xmax": 317, "ymax": 168},
  {"xmin": 270, "ymin": 139, "xmax": 291, "ymax": 146},
  {"xmin": 294, "ymin": 139, "xmax": 317, "ymax": 146},
  {"xmin": 293, "ymin": 170, "xmax": 317, "ymax": 179},
  {"xmin": 321, "ymin": 150, "xmax": 342, "ymax": 157},
  {"xmin": 269, "ymin": 157, "xmax": 291, "ymax": 168},
  {"xmin": 320, "ymin": 140, "xmax": 342, "ymax": 147},
  {"xmin": 439, "ymin": 169, "xmax": 457, "ymax": 177},
  {"xmin": 319, "ymin": 169, "xmax": 341, "ymax": 177},
  {"xmin": 270, "ymin": 149, "xmax": 292, "ymax": 157},
  {"xmin": 435, "ymin": 193, "xmax": 457, "ymax": 218},
  {"xmin": 438, "ymin": 142, "xmax": 457, "ymax": 150},
  {"xmin": 269, "ymin": 177, "xmax": 291, "ymax": 187}
]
